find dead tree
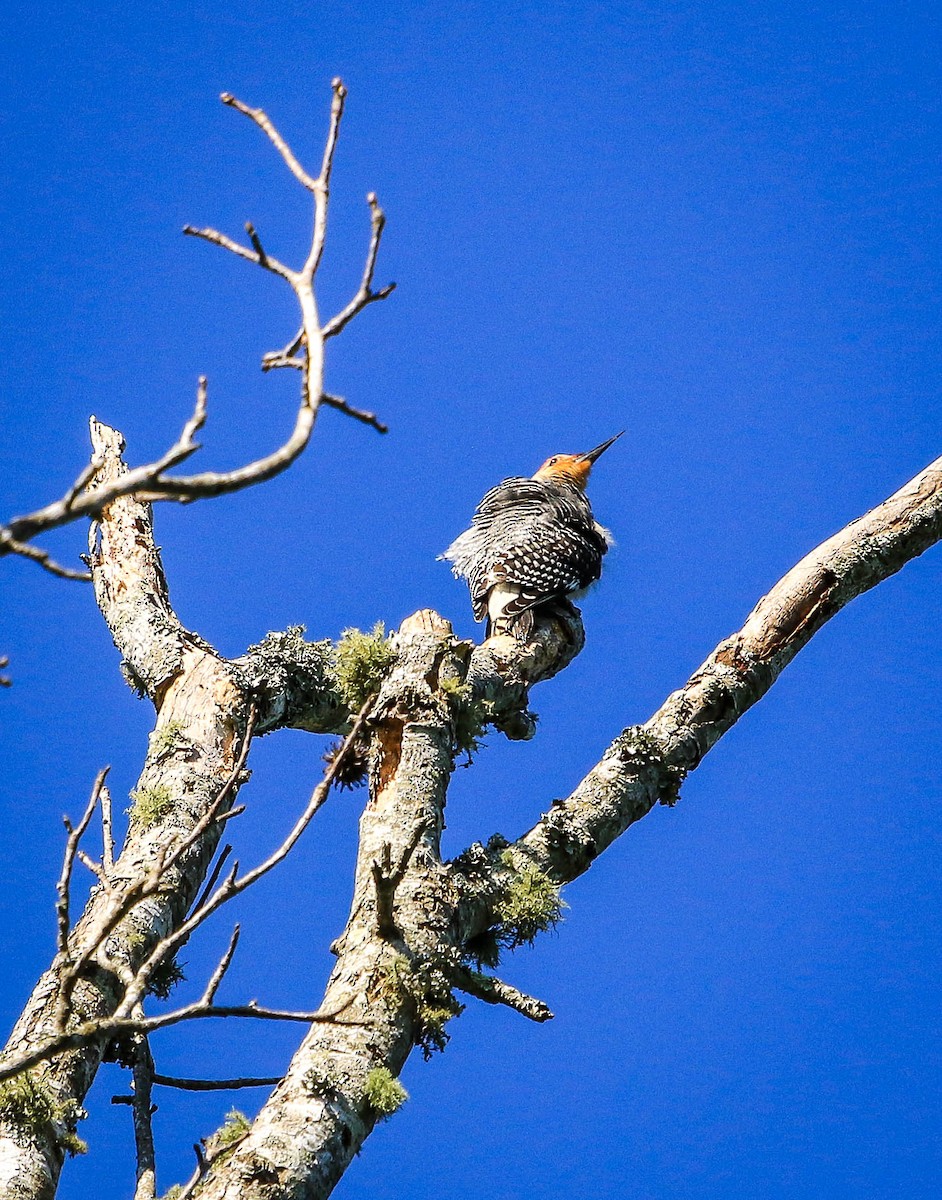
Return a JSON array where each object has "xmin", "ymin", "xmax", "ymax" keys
[{"xmin": 1, "ymin": 83, "xmax": 941, "ymax": 1200}]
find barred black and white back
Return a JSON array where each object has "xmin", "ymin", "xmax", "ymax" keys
[{"xmin": 440, "ymin": 476, "xmax": 612, "ymax": 636}]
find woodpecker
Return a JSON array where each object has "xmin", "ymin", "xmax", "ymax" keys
[{"xmin": 441, "ymin": 433, "xmax": 623, "ymax": 637}]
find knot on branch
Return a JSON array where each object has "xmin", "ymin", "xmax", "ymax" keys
[
  {"xmin": 465, "ymin": 603, "xmax": 586, "ymax": 742},
  {"xmin": 375, "ymin": 604, "xmax": 583, "ymax": 765},
  {"xmin": 371, "ymin": 845, "xmax": 406, "ymax": 941}
]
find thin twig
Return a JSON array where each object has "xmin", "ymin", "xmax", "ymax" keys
[
  {"xmin": 2, "ymin": 381, "xmax": 204, "ymax": 555},
  {"xmin": 0, "ymin": 530, "xmax": 90, "ymax": 581},
  {"xmin": 181, "ymin": 225, "xmax": 290, "ymax": 279},
  {"xmin": 152, "ymin": 1073, "xmax": 281, "ymax": 1091},
  {"xmin": 63, "ymin": 454, "xmax": 105, "ymax": 510},
  {"xmin": 221, "ymin": 92, "xmax": 319, "ymax": 192},
  {"xmin": 203, "ymin": 926, "xmax": 241, "ymax": 1004},
  {"xmin": 174, "ymin": 1115, "xmax": 252, "ymax": 1200},
  {"xmin": 76, "ymin": 850, "xmax": 113, "ymax": 890},
  {"xmin": 318, "ymin": 78, "xmax": 346, "ymax": 193},
  {"xmin": 245, "ymin": 222, "xmax": 268, "ymax": 267},
  {"xmin": 322, "ymin": 393, "xmax": 389, "ymax": 434},
  {"xmin": 55, "ymin": 768, "xmax": 109, "ymax": 957},
  {"xmin": 322, "ymin": 193, "xmax": 396, "ymax": 340},
  {"xmin": 190, "ymin": 844, "xmax": 232, "ymax": 918},
  {"xmin": 260, "ymin": 326, "xmax": 304, "ymax": 371},
  {"xmin": 306, "ymin": 78, "xmax": 348, "ymax": 280},
  {"xmin": 261, "ymin": 353, "xmax": 305, "ymax": 372}
]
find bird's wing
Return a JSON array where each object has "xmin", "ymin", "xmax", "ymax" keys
[
  {"xmin": 484, "ymin": 521, "xmax": 606, "ymax": 617},
  {"xmin": 441, "ymin": 477, "xmax": 607, "ymax": 621}
]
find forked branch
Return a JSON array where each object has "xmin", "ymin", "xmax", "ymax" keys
[{"xmin": 0, "ymin": 79, "xmax": 393, "ymax": 578}]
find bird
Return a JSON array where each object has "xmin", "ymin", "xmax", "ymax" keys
[{"xmin": 440, "ymin": 432, "xmax": 623, "ymax": 638}]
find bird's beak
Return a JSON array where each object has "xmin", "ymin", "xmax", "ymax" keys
[{"xmin": 578, "ymin": 431, "xmax": 625, "ymax": 464}]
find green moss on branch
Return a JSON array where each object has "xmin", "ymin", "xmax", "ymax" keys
[
  {"xmin": 440, "ymin": 676, "xmax": 494, "ymax": 758},
  {"xmin": 335, "ymin": 622, "xmax": 396, "ymax": 711},
  {"xmin": 494, "ymin": 851, "xmax": 566, "ymax": 948},
  {"xmin": 374, "ymin": 951, "xmax": 463, "ymax": 1057},
  {"xmin": 364, "ymin": 1068, "xmax": 408, "ymax": 1119},
  {"xmin": 0, "ymin": 1072, "xmax": 88, "ymax": 1155},
  {"xmin": 149, "ymin": 719, "xmax": 188, "ymax": 757},
  {"xmin": 127, "ymin": 784, "xmax": 174, "ymax": 828},
  {"xmin": 611, "ymin": 725, "xmax": 687, "ymax": 806}
]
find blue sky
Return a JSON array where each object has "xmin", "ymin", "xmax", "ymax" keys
[{"xmin": 2, "ymin": 2, "xmax": 942, "ymax": 1197}]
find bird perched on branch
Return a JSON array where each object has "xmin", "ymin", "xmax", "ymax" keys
[{"xmin": 441, "ymin": 433, "xmax": 623, "ymax": 638}]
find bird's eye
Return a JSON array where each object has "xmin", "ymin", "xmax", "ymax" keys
[{"xmin": 548, "ymin": 456, "xmax": 559, "ymax": 465}]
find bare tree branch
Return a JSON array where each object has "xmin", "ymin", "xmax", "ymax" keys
[
  {"xmin": 505, "ymin": 452, "xmax": 942, "ymax": 889},
  {"xmin": 321, "ymin": 392, "xmax": 389, "ymax": 434},
  {"xmin": 0, "ymin": 410, "xmax": 353, "ymax": 1195},
  {"xmin": 0, "ymin": 83, "xmax": 402, "ymax": 1200},
  {"xmin": 202, "ymin": 927, "xmax": 241, "ymax": 1006},
  {"xmin": 221, "ymin": 90, "xmax": 321, "ymax": 192},
  {"xmin": 152, "ymin": 1073, "xmax": 281, "ymax": 1092},
  {"xmin": 245, "ymin": 221, "xmax": 269, "ymax": 266},
  {"xmin": 0, "ymin": 79, "xmax": 392, "ymax": 568},
  {"xmin": 450, "ymin": 966, "xmax": 553, "ymax": 1023},
  {"xmin": 180, "ymin": 226, "xmax": 291, "ymax": 278},
  {"xmin": 56, "ymin": 768, "xmax": 109, "ymax": 958},
  {"xmin": 0, "ymin": 528, "xmax": 92, "ymax": 581}
]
